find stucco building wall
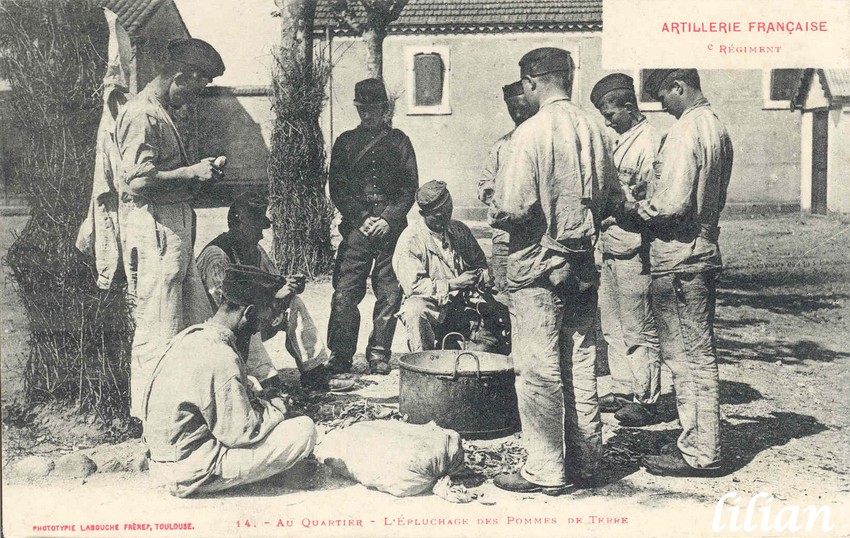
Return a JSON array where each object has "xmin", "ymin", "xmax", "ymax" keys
[
  {"xmin": 316, "ymin": 33, "xmax": 801, "ymax": 218},
  {"xmin": 191, "ymin": 31, "xmax": 802, "ymax": 216}
]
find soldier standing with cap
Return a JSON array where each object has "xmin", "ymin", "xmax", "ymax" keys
[
  {"xmin": 590, "ymin": 73, "xmax": 663, "ymax": 427},
  {"xmin": 478, "ymin": 81, "xmax": 533, "ymax": 293},
  {"xmin": 490, "ymin": 48, "xmax": 616, "ymax": 493},
  {"xmin": 114, "ymin": 38, "xmax": 226, "ymax": 418},
  {"xmin": 327, "ymin": 78, "xmax": 419, "ymax": 375},
  {"xmin": 629, "ymin": 69, "xmax": 733, "ymax": 476},
  {"xmin": 143, "ymin": 264, "xmax": 318, "ymax": 497}
]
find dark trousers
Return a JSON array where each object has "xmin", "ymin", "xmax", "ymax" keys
[{"xmin": 328, "ymin": 228, "xmax": 402, "ymax": 361}]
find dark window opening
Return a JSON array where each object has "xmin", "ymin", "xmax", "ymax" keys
[
  {"xmin": 770, "ymin": 69, "xmax": 803, "ymax": 101},
  {"xmin": 638, "ymin": 69, "xmax": 659, "ymax": 103},
  {"xmin": 414, "ymin": 53, "xmax": 444, "ymax": 107}
]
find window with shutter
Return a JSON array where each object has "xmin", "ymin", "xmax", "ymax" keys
[
  {"xmin": 414, "ymin": 53, "xmax": 444, "ymax": 107},
  {"xmin": 770, "ymin": 69, "xmax": 803, "ymax": 101},
  {"xmin": 763, "ymin": 69, "xmax": 803, "ymax": 109},
  {"xmin": 405, "ymin": 45, "xmax": 451, "ymax": 115}
]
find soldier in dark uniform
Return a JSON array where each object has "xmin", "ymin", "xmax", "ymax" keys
[{"xmin": 327, "ymin": 78, "xmax": 419, "ymax": 375}]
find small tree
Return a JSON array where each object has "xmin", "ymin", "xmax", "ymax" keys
[
  {"xmin": 268, "ymin": 0, "xmax": 335, "ymax": 276},
  {"xmin": 0, "ymin": 0, "xmax": 133, "ymax": 418},
  {"xmin": 331, "ymin": 0, "xmax": 408, "ymax": 78}
]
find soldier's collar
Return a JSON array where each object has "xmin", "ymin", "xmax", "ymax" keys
[
  {"xmin": 681, "ymin": 98, "xmax": 710, "ymax": 118},
  {"xmin": 540, "ymin": 95, "xmax": 571, "ymax": 108},
  {"xmin": 204, "ymin": 319, "xmax": 238, "ymax": 347}
]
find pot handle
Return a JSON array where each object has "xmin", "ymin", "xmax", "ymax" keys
[
  {"xmin": 441, "ymin": 332, "xmax": 467, "ymax": 350},
  {"xmin": 453, "ymin": 351, "xmax": 481, "ymax": 380}
]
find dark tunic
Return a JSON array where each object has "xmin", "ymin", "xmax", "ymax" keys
[{"xmin": 328, "ymin": 126, "xmax": 418, "ymax": 236}]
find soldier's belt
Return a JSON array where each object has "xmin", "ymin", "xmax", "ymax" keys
[{"xmin": 541, "ymin": 234, "xmax": 594, "ymax": 254}]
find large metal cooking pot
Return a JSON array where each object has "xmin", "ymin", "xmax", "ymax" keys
[{"xmin": 398, "ymin": 335, "xmax": 519, "ymax": 439}]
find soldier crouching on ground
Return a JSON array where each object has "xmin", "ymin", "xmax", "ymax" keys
[
  {"xmin": 393, "ymin": 181, "xmax": 510, "ymax": 354},
  {"xmin": 196, "ymin": 193, "xmax": 354, "ymax": 393},
  {"xmin": 142, "ymin": 265, "xmax": 317, "ymax": 497}
]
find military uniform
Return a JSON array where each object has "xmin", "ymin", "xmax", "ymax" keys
[
  {"xmin": 196, "ymin": 231, "xmax": 330, "ymax": 380},
  {"xmin": 116, "ymin": 39, "xmax": 225, "ymax": 418},
  {"xmin": 393, "ymin": 182, "xmax": 509, "ymax": 353},
  {"xmin": 142, "ymin": 265, "xmax": 317, "ymax": 497},
  {"xmin": 590, "ymin": 73, "xmax": 662, "ymax": 416},
  {"xmin": 638, "ymin": 69, "xmax": 734, "ymax": 471},
  {"xmin": 478, "ymin": 81, "xmax": 529, "ymax": 294},
  {"xmin": 327, "ymin": 79, "xmax": 418, "ymax": 370},
  {"xmin": 490, "ymin": 49, "xmax": 615, "ymax": 489}
]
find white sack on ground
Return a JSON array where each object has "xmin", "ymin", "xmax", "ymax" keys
[{"xmin": 314, "ymin": 420, "xmax": 464, "ymax": 497}]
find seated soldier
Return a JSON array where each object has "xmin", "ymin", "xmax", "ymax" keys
[
  {"xmin": 196, "ymin": 193, "xmax": 353, "ymax": 392},
  {"xmin": 393, "ymin": 181, "xmax": 510, "ymax": 353},
  {"xmin": 143, "ymin": 265, "xmax": 318, "ymax": 497}
]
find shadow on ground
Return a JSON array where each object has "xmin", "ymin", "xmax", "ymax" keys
[
  {"xmin": 595, "ymin": 410, "xmax": 828, "ymax": 494},
  {"xmin": 194, "ymin": 458, "xmax": 355, "ymax": 499},
  {"xmin": 714, "ymin": 265, "xmax": 850, "ymax": 365},
  {"xmin": 717, "ymin": 336, "xmax": 850, "ymax": 365},
  {"xmin": 650, "ymin": 379, "xmax": 763, "ymax": 430}
]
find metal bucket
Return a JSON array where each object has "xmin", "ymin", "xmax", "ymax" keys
[{"xmin": 398, "ymin": 335, "xmax": 519, "ymax": 439}]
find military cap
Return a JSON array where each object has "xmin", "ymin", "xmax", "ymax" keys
[
  {"xmin": 229, "ymin": 191, "xmax": 271, "ymax": 230},
  {"xmin": 167, "ymin": 38, "xmax": 225, "ymax": 79},
  {"xmin": 502, "ymin": 81, "xmax": 524, "ymax": 99},
  {"xmin": 590, "ymin": 73, "xmax": 636, "ymax": 108},
  {"xmin": 519, "ymin": 48, "xmax": 574, "ymax": 78},
  {"xmin": 643, "ymin": 69, "xmax": 698, "ymax": 98},
  {"xmin": 353, "ymin": 78, "xmax": 389, "ymax": 106},
  {"xmin": 221, "ymin": 264, "xmax": 285, "ymax": 307},
  {"xmin": 416, "ymin": 180, "xmax": 451, "ymax": 212}
]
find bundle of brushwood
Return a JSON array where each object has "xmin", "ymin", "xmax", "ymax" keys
[
  {"xmin": 268, "ymin": 31, "xmax": 335, "ymax": 276},
  {"xmin": 0, "ymin": 0, "xmax": 133, "ymax": 419}
]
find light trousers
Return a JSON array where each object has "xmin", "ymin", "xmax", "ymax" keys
[
  {"xmin": 126, "ymin": 201, "xmax": 211, "ymax": 418},
  {"xmin": 510, "ymin": 285, "xmax": 602, "ymax": 486},
  {"xmin": 599, "ymin": 253, "xmax": 661, "ymax": 404}
]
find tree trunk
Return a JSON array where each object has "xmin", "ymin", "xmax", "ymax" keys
[
  {"xmin": 275, "ymin": 0, "xmax": 316, "ymax": 67},
  {"xmin": 363, "ymin": 27, "xmax": 386, "ymax": 79}
]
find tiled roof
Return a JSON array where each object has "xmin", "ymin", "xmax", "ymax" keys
[
  {"xmin": 315, "ymin": 0, "xmax": 602, "ymax": 34},
  {"xmin": 791, "ymin": 68, "xmax": 850, "ymax": 109},
  {"xmin": 99, "ymin": 0, "xmax": 168, "ymax": 37},
  {"xmin": 822, "ymin": 69, "xmax": 850, "ymax": 100}
]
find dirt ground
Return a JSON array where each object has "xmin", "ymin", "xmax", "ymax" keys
[{"xmin": 2, "ymin": 211, "xmax": 850, "ymax": 538}]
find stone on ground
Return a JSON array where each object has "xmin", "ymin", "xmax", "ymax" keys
[
  {"xmin": 54, "ymin": 453, "xmax": 97, "ymax": 479},
  {"xmin": 12, "ymin": 456, "xmax": 54, "ymax": 479}
]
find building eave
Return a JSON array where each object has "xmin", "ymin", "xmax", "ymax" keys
[{"xmin": 314, "ymin": 21, "xmax": 601, "ymax": 37}]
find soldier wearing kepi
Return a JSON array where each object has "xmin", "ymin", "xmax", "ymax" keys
[
  {"xmin": 143, "ymin": 265, "xmax": 318, "ymax": 497},
  {"xmin": 590, "ymin": 73, "xmax": 662, "ymax": 427},
  {"xmin": 630, "ymin": 69, "xmax": 733, "ymax": 476},
  {"xmin": 327, "ymin": 78, "xmax": 418, "ymax": 375},
  {"xmin": 490, "ymin": 48, "xmax": 616, "ymax": 494},
  {"xmin": 478, "ymin": 81, "xmax": 534, "ymax": 293},
  {"xmin": 196, "ymin": 193, "xmax": 354, "ymax": 393},
  {"xmin": 114, "ymin": 38, "xmax": 225, "ymax": 418},
  {"xmin": 393, "ymin": 181, "xmax": 510, "ymax": 353}
]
